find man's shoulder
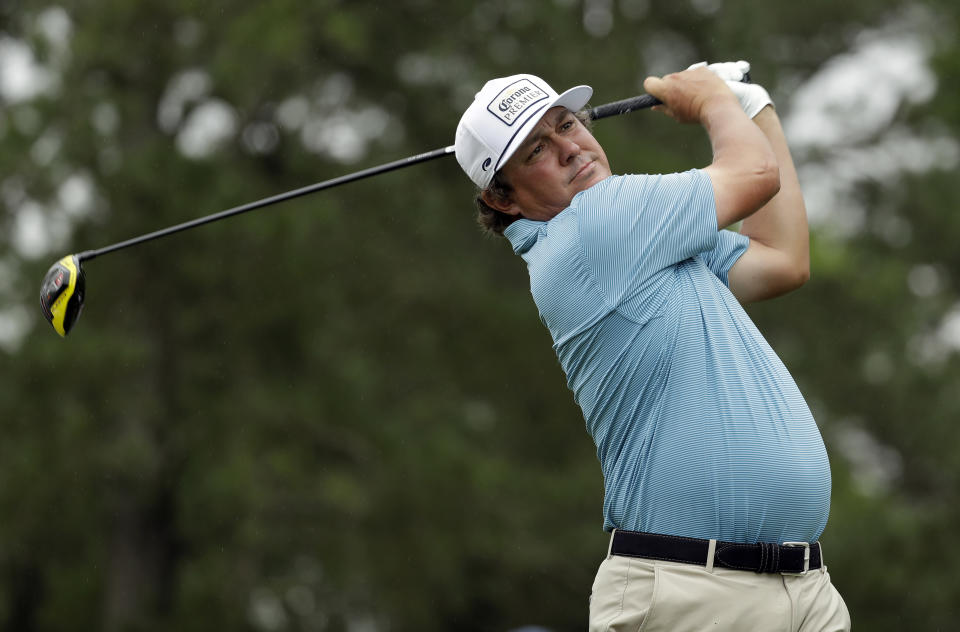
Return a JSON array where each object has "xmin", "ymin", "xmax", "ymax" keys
[
  {"xmin": 570, "ymin": 170, "xmax": 709, "ymax": 230},
  {"xmin": 575, "ymin": 169, "xmax": 708, "ymax": 206}
]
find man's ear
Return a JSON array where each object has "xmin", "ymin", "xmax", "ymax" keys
[{"xmin": 480, "ymin": 188, "xmax": 522, "ymax": 216}]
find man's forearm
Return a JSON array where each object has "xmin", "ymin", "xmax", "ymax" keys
[
  {"xmin": 701, "ymin": 98, "xmax": 781, "ymax": 228},
  {"xmin": 738, "ymin": 107, "xmax": 810, "ymax": 279},
  {"xmin": 643, "ymin": 68, "xmax": 781, "ymax": 229}
]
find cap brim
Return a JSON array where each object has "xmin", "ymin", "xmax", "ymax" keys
[{"xmin": 494, "ymin": 84, "xmax": 593, "ymax": 174}]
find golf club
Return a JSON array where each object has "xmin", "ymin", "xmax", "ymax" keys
[{"xmin": 38, "ymin": 91, "xmax": 672, "ymax": 337}]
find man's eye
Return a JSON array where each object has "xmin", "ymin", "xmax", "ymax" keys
[
  {"xmin": 529, "ymin": 144, "xmax": 543, "ymax": 158},
  {"xmin": 561, "ymin": 120, "xmax": 574, "ymax": 131}
]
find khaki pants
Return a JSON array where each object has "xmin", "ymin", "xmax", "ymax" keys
[{"xmin": 589, "ymin": 553, "xmax": 851, "ymax": 631}]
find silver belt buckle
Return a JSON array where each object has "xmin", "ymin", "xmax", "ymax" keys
[{"xmin": 781, "ymin": 541, "xmax": 810, "ymax": 575}]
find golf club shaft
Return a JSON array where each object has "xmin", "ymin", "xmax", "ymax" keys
[
  {"xmin": 76, "ymin": 145, "xmax": 455, "ymax": 262},
  {"xmin": 77, "ymin": 93, "xmax": 663, "ymax": 263}
]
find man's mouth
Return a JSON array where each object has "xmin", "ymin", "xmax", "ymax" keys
[{"xmin": 571, "ymin": 160, "xmax": 594, "ymax": 183}]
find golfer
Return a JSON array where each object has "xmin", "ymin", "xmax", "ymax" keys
[{"xmin": 454, "ymin": 63, "xmax": 850, "ymax": 631}]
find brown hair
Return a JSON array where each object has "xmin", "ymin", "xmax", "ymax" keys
[{"xmin": 474, "ymin": 109, "xmax": 595, "ymax": 236}]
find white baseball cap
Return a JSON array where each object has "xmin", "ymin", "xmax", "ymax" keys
[{"xmin": 455, "ymin": 74, "xmax": 593, "ymax": 189}]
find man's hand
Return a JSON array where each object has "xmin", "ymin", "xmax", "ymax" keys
[
  {"xmin": 642, "ymin": 67, "xmax": 741, "ymax": 125},
  {"xmin": 689, "ymin": 60, "xmax": 774, "ymax": 119}
]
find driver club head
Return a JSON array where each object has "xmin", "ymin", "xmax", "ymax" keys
[{"xmin": 40, "ymin": 254, "xmax": 86, "ymax": 337}]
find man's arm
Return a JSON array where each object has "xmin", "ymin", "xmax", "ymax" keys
[
  {"xmin": 646, "ymin": 65, "xmax": 809, "ymax": 303},
  {"xmin": 642, "ymin": 69, "xmax": 781, "ymax": 234},
  {"xmin": 726, "ymin": 107, "xmax": 811, "ymax": 302}
]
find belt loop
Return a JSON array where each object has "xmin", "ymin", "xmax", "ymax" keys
[
  {"xmin": 607, "ymin": 528, "xmax": 617, "ymax": 560},
  {"xmin": 705, "ymin": 539, "xmax": 717, "ymax": 573},
  {"xmin": 818, "ymin": 542, "xmax": 825, "ymax": 573}
]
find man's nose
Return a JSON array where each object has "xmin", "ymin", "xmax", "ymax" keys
[{"xmin": 558, "ymin": 136, "xmax": 581, "ymax": 164}]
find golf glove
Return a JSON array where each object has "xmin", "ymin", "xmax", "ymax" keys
[{"xmin": 687, "ymin": 60, "xmax": 774, "ymax": 119}]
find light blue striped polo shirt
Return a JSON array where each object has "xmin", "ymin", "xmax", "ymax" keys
[{"xmin": 504, "ymin": 170, "xmax": 830, "ymax": 545}]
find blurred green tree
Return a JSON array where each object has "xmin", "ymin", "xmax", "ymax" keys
[{"xmin": 1, "ymin": 0, "xmax": 957, "ymax": 631}]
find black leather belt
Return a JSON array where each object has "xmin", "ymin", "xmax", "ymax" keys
[{"xmin": 610, "ymin": 529, "xmax": 822, "ymax": 574}]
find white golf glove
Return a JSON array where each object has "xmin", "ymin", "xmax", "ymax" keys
[{"xmin": 687, "ymin": 60, "xmax": 773, "ymax": 119}]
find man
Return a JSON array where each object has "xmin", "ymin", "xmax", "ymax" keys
[{"xmin": 454, "ymin": 63, "xmax": 851, "ymax": 631}]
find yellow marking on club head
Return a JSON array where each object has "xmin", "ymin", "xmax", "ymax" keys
[{"xmin": 50, "ymin": 255, "xmax": 79, "ymax": 337}]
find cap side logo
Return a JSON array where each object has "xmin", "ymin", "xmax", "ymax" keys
[
  {"xmin": 487, "ymin": 79, "xmax": 549, "ymax": 126},
  {"xmin": 481, "ymin": 158, "xmax": 492, "ymax": 171}
]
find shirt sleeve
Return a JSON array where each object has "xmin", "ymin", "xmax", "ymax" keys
[
  {"xmin": 574, "ymin": 170, "xmax": 719, "ymax": 307},
  {"xmin": 698, "ymin": 229, "xmax": 750, "ymax": 287}
]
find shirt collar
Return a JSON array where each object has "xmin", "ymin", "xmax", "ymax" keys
[
  {"xmin": 500, "ymin": 178, "xmax": 610, "ymax": 254},
  {"xmin": 503, "ymin": 218, "xmax": 544, "ymax": 254}
]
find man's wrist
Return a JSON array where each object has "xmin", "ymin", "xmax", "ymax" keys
[{"xmin": 699, "ymin": 93, "xmax": 748, "ymax": 128}]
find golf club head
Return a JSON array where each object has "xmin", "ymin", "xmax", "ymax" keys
[{"xmin": 40, "ymin": 254, "xmax": 86, "ymax": 337}]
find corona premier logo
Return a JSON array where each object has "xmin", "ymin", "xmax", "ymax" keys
[{"xmin": 487, "ymin": 79, "xmax": 549, "ymax": 126}]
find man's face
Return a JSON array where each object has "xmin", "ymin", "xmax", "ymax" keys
[{"xmin": 490, "ymin": 106, "xmax": 612, "ymax": 222}]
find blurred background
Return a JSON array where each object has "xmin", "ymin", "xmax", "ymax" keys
[{"xmin": 1, "ymin": 0, "xmax": 958, "ymax": 630}]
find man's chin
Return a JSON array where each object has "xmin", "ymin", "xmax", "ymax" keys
[
  {"xmin": 574, "ymin": 161, "xmax": 612, "ymax": 187},
  {"xmin": 577, "ymin": 170, "xmax": 610, "ymax": 193}
]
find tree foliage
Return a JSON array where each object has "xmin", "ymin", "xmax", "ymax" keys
[{"xmin": 1, "ymin": 0, "xmax": 958, "ymax": 630}]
